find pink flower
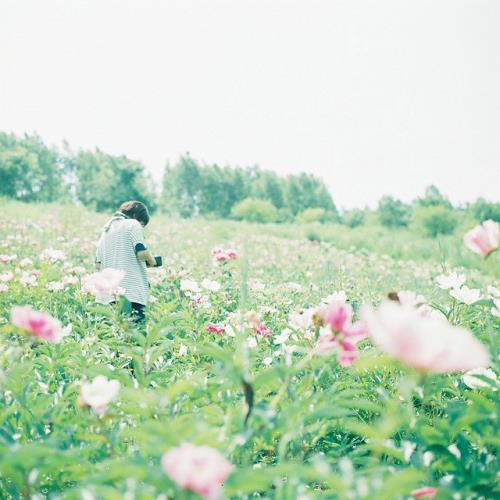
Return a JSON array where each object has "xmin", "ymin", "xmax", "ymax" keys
[
  {"xmin": 211, "ymin": 247, "xmax": 238, "ymax": 263},
  {"xmin": 206, "ymin": 323, "xmax": 226, "ymax": 334},
  {"xmin": 362, "ymin": 301, "xmax": 490, "ymax": 373},
  {"xmin": 162, "ymin": 443, "xmax": 233, "ymax": 500},
  {"xmin": 82, "ymin": 268, "xmax": 125, "ymax": 302},
  {"xmin": 253, "ymin": 322, "xmax": 272, "ymax": 337},
  {"xmin": 314, "ymin": 303, "xmax": 367, "ymax": 366},
  {"xmin": 464, "ymin": 220, "xmax": 500, "ymax": 257},
  {"xmin": 411, "ymin": 487, "xmax": 438, "ymax": 498},
  {"xmin": 11, "ymin": 306, "xmax": 67, "ymax": 343}
]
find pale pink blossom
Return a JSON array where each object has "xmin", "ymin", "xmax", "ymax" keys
[
  {"xmin": 19, "ymin": 258, "xmax": 33, "ymax": 268},
  {"xmin": 0, "ymin": 271, "xmax": 13, "ymax": 282},
  {"xmin": 362, "ymin": 301, "xmax": 490, "ymax": 373},
  {"xmin": 10, "ymin": 305, "xmax": 68, "ymax": 343},
  {"xmin": 41, "ymin": 248, "xmax": 66, "ymax": 262},
  {"xmin": 20, "ymin": 273, "xmax": 37, "ymax": 287},
  {"xmin": 397, "ymin": 291, "xmax": 426, "ymax": 308},
  {"xmin": 201, "ymin": 279, "xmax": 221, "ymax": 292},
  {"xmin": 180, "ymin": 279, "xmax": 201, "ymax": 294},
  {"xmin": 161, "ymin": 443, "xmax": 232, "ymax": 500},
  {"xmin": 47, "ymin": 281, "xmax": 65, "ymax": 292},
  {"xmin": 82, "ymin": 268, "xmax": 125, "ymax": 302},
  {"xmin": 464, "ymin": 220, "xmax": 500, "ymax": 257},
  {"xmin": 79, "ymin": 376, "xmax": 120, "ymax": 415},
  {"xmin": 0, "ymin": 254, "xmax": 17, "ymax": 264},
  {"xmin": 320, "ymin": 290, "xmax": 347, "ymax": 304},
  {"xmin": 62, "ymin": 275, "xmax": 79, "ymax": 286},
  {"xmin": 0, "ymin": 283, "xmax": 8, "ymax": 293},
  {"xmin": 411, "ymin": 487, "xmax": 438, "ymax": 498}
]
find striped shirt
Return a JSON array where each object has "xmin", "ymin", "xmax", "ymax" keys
[{"xmin": 95, "ymin": 216, "xmax": 149, "ymax": 305}]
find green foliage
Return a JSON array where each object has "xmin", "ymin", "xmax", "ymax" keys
[
  {"xmin": 378, "ymin": 196, "xmax": 412, "ymax": 228},
  {"xmin": 230, "ymin": 197, "xmax": 278, "ymax": 223},
  {"xmin": 416, "ymin": 185, "xmax": 452, "ymax": 209},
  {"xmin": 342, "ymin": 208, "xmax": 366, "ymax": 228},
  {"xmin": 468, "ymin": 198, "xmax": 500, "ymax": 223},
  {"xmin": 0, "ymin": 132, "xmax": 69, "ymax": 202},
  {"xmin": 160, "ymin": 157, "xmax": 336, "ymax": 220},
  {"xmin": 413, "ymin": 205, "xmax": 459, "ymax": 238},
  {"xmin": 0, "ymin": 201, "xmax": 498, "ymax": 498},
  {"xmin": 69, "ymin": 149, "xmax": 157, "ymax": 213},
  {"xmin": 295, "ymin": 207, "xmax": 328, "ymax": 224}
]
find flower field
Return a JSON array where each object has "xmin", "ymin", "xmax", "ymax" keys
[{"xmin": 0, "ymin": 201, "xmax": 498, "ymax": 499}]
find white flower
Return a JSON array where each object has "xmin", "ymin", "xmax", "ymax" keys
[
  {"xmin": 449, "ymin": 286, "xmax": 482, "ymax": 305},
  {"xmin": 321, "ymin": 290, "xmax": 347, "ymax": 304},
  {"xmin": 249, "ymin": 280, "xmax": 266, "ymax": 291},
  {"xmin": 0, "ymin": 271, "xmax": 14, "ymax": 282},
  {"xmin": 0, "ymin": 283, "xmax": 8, "ymax": 293},
  {"xmin": 80, "ymin": 376, "xmax": 120, "ymax": 415},
  {"xmin": 402, "ymin": 441, "xmax": 416, "ymax": 462},
  {"xmin": 462, "ymin": 367, "xmax": 497, "ymax": 389},
  {"xmin": 287, "ymin": 282, "xmax": 303, "ymax": 291},
  {"xmin": 179, "ymin": 344, "xmax": 188, "ymax": 357},
  {"xmin": 180, "ymin": 279, "xmax": 201, "ymax": 293},
  {"xmin": 288, "ymin": 308, "xmax": 314, "ymax": 331},
  {"xmin": 201, "ymin": 278, "xmax": 221, "ymax": 292},
  {"xmin": 274, "ymin": 329, "xmax": 291, "ymax": 345},
  {"xmin": 262, "ymin": 356, "xmax": 273, "ymax": 366},
  {"xmin": 447, "ymin": 443, "xmax": 461, "ymax": 459},
  {"xmin": 397, "ymin": 290, "xmax": 426, "ymax": 308},
  {"xmin": 491, "ymin": 299, "xmax": 500, "ymax": 318},
  {"xmin": 20, "ymin": 274, "xmax": 37, "ymax": 287},
  {"xmin": 47, "ymin": 281, "xmax": 65, "ymax": 292},
  {"xmin": 41, "ymin": 248, "xmax": 66, "ymax": 262},
  {"xmin": 423, "ymin": 451, "xmax": 434, "ymax": 467},
  {"xmin": 247, "ymin": 337, "xmax": 258, "ymax": 349},
  {"xmin": 62, "ymin": 275, "xmax": 79, "ymax": 286},
  {"xmin": 436, "ymin": 272, "xmax": 466, "ymax": 290},
  {"xmin": 19, "ymin": 258, "xmax": 33, "ymax": 268},
  {"xmin": 82, "ymin": 268, "xmax": 125, "ymax": 303}
]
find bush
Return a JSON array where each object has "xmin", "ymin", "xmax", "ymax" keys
[
  {"xmin": 469, "ymin": 198, "xmax": 500, "ymax": 223},
  {"xmin": 378, "ymin": 196, "xmax": 411, "ymax": 228},
  {"xmin": 413, "ymin": 205, "xmax": 459, "ymax": 237},
  {"xmin": 342, "ymin": 209, "xmax": 365, "ymax": 228},
  {"xmin": 295, "ymin": 208, "xmax": 327, "ymax": 224},
  {"xmin": 230, "ymin": 198, "xmax": 278, "ymax": 223},
  {"xmin": 306, "ymin": 229, "xmax": 321, "ymax": 241}
]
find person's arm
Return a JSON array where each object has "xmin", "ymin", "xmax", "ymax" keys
[
  {"xmin": 129, "ymin": 221, "xmax": 157, "ymax": 267},
  {"xmin": 137, "ymin": 247, "xmax": 157, "ymax": 267}
]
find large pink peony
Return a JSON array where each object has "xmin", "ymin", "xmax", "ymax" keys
[
  {"xmin": 162, "ymin": 443, "xmax": 233, "ymax": 499},
  {"xmin": 464, "ymin": 220, "xmax": 500, "ymax": 257},
  {"xmin": 82, "ymin": 268, "xmax": 125, "ymax": 302},
  {"xmin": 362, "ymin": 301, "xmax": 490, "ymax": 373},
  {"xmin": 11, "ymin": 305, "xmax": 67, "ymax": 343}
]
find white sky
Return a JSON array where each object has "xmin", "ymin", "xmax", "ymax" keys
[{"xmin": 1, "ymin": 0, "xmax": 499, "ymax": 209}]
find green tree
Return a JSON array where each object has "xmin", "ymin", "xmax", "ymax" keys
[
  {"xmin": 230, "ymin": 198, "xmax": 278, "ymax": 223},
  {"xmin": 469, "ymin": 198, "xmax": 500, "ymax": 223},
  {"xmin": 71, "ymin": 149, "xmax": 157, "ymax": 213},
  {"xmin": 378, "ymin": 196, "xmax": 411, "ymax": 228},
  {"xmin": 416, "ymin": 185, "xmax": 452, "ymax": 208},
  {"xmin": 413, "ymin": 205, "xmax": 459, "ymax": 237}
]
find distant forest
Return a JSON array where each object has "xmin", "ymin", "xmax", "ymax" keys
[{"xmin": 1, "ymin": 131, "xmax": 499, "ymax": 230}]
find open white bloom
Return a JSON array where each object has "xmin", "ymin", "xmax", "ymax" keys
[
  {"xmin": 487, "ymin": 285, "xmax": 500, "ymax": 298},
  {"xmin": 462, "ymin": 367, "xmax": 497, "ymax": 389},
  {"xmin": 321, "ymin": 290, "xmax": 347, "ymax": 304},
  {"xmin": 491, "ymin": 299, "xmax": 500, "ymax": 318},
  {"xmin": 288, "ymin": 308, "xmax": 314, "ymax": 331},
  {"xmin": 180, "ymin": 279, "xmax": 201, "ymax": 293},
  {"xmin": 201, "ymin": 278, "xmax": 221, "ymax": 292},
  {"xmin": 436, "ymin": 272, "xmax": 466, "ymax": 290},
  {"xmin": 449, "ymin": 286, "xmax": 482, "ymax": 305},
  {"xmin": 80, "ymin": 375, "xmax": 120, "ymax": 415},
  {"xmin": 274, "ymin": 329, "xmax": 291, "ymax": 345}
]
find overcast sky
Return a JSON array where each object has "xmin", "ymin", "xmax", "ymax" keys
[{"xmin": 1, "ymin": 0, "xmax": 498, "ymax": 209}]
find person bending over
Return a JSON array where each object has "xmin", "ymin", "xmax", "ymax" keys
[{"xmin": 95, "ymin": 200, "xmax": 158, "ymax": 322}]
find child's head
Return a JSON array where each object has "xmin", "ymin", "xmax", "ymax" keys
[{"xmin": 118, "ymin": 201, "xmax": 150, "ymax": 226}]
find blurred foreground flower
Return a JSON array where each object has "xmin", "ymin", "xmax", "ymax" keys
[
  {"xmin": 11, "ymin": 305, "xmax": 69, "ymax": 343},
  {"xmin": 362, "ymin": 301, "xmax": 490, "ymax": 373},
  {"xmin": 464, "ymin": 219, "xmax": 500, "ymax": 257},
  {"xmin": 162, "ymin": 443, "xmax": 232, "ymax": 500},
  {"xmin": 79, "ymin": 375, "xmax": 120, "ymax": 415},
  {"xmin": 411, "ymin": 487, "xmax": 438, "ymax": 498},
  {"xmin": 82, "ymin": 268, "xmax": 125, "ymax": 302}
]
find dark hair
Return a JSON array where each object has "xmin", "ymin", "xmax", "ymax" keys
[{"xmin": 118, "ymin": 201, "xmax": 150, "ymax": 226}]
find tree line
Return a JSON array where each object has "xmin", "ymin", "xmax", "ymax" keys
[{"xmin": 1, "ymin": 131, "xmax": 498, "ymax": 231}]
